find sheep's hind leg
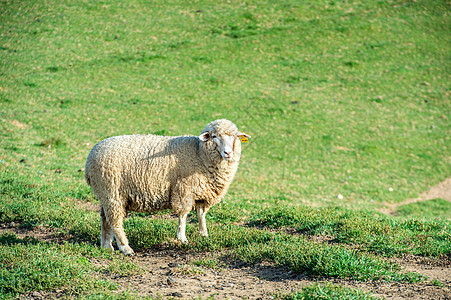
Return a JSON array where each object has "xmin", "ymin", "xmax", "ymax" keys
[
  {"xmin": 104, "ymin": 207, "xmax": 134, "ymax": 255},
  {"xmin": 112, "ymin": 226, "xmax": 134, "ymax": 256},
  {"xmin": 176, "ymin": 212, "xmax": 189, "ymax": 244},
  {"xmin": 100, "ymin": 206, "xmax": 114, "ymax": 250},
  {"xmin": 196, "ymin": 206, "xmax": 209, "ymax": 237}
]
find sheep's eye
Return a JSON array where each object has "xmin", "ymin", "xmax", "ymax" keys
[{"xmin": 211, "ymin": 135, "xmax": 217, "ymax": 139}]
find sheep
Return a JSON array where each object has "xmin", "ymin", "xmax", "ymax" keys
[{"xmin": 85, "ymin": 119, "xmax": 250, "ymax": 255}]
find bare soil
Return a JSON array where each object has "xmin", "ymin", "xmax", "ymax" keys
[
  {"xmin": 379, "ymin": 178, "xmax": 451, "ymax": 216},
  {"xmin": 106, "ymin": 250, "xmax": 451, "ymax": 300}
]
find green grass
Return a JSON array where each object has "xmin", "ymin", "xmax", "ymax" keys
[
  {"xmin": 233, "ymin": 235, "xmax": 423, "ymax": 282},
  {"xmin": 396, "ymin": 199, "xmax": 451, "ymax": 220},
  {"xmin": 1, "ymin": 0, "xmax": 449, "ymax": 209},
  {"xmin": 0, "ymin": 233, "xmax": 119, "ymax": 299},
  {"xmin": 0, "ymin": 232, "xmax": 148, "ymax": 299},
  {"xmin": 193, "ymin": 257, "xmax": 226, "ymax": 270},
  {"xmin": 0, "ymin": 0, "xmax": 450, "ymax": 298},
  {"xmin": 250, "ymin": 206, "xmax": 451, "ymax": 257},
  {"xmin": 0, "ymin": 175, "xmax": 427, "ymax": 284},
  {"xmin": 282, "ymin": 284, "xmax": 377, "ymax": 300}
]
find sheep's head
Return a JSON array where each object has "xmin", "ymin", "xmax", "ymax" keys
[{"xmin": 199, "ymin": 119, "xmax": 250, "ymax": 162}]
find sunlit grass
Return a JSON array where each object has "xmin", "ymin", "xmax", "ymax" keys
[
  {"xmin": 281, "ymin": 283, "xmax": 377, "ymax": 300},
  {"xmin": 0, "ymin": 233, "xmax": 117, "ymax": 298},
  {"xmin": 251, "ymin": 206, "xmax": 451, "ymax": 257}
]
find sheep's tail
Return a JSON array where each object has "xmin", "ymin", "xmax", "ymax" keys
[
  {"xmin": 85, "ymin": 161, "xmax": 91, "ymax": 186},
  {"xmin": 85, "ymin": 150, "xmax": 93, "ymax": 186},
  {"xmin": 85, "ymin": 170, "xmax": 91, "ymax": 186}
]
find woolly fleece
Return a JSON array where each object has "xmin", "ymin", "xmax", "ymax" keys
[{"xmin": 85, "ymin": 119, "xmax": 247, "ymax": 254}]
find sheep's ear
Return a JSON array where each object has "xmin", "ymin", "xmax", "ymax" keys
[
  {"xmin": 238, "ymin": 131, "xmax": 251, "ymax": 143},
  {"xmin": 199, "ymin": 132, "xmax": 210, "ymax": 141}
]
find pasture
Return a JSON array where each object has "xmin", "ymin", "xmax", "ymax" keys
[{"xmin": 1, "ymin": 0, "xmax": 450, "ymax": 299}]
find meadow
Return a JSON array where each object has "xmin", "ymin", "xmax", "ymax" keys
[{"xmin": 1, "ymin": 0, "xmax": 450, "ymax": 299}]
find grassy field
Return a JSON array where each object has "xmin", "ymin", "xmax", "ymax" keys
[{"xmin": 1, "ymin": 0, "xmax": 450, "ymax": 299}]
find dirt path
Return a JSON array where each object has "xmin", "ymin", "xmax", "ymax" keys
[
  {"xmin": 379, "ymin": 178, "xmax": 451, "ymax": 216},
  {"xmin": 2, "ymin": 224, "xmax": 449, "ymax": 300}
]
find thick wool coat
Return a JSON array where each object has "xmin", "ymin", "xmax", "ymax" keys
[{"xmin": 85, "ymin": 123, "xmax": 241, "ymax": 228}]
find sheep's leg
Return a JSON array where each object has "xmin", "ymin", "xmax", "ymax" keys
[
  {"xmin": 176, "ymin": 213, "xmax": 189, "ymax": 244},
  {"xmin": 103, "ymin": 206, "xmax": 134, "ymax": 255},
  {"xmin": 112, "ymin": 226, "xmax": 134, "ymax": 256},
  {"xmin": 196, "ymin": 206, "xmax": 210, "ymax": 237},
  {"xmin": 171, "ymin": 185, "xmax": 193, "ymax": 244},
  {"xmin": 100, "ymin": 206, "xmax": 114, "ymax": 250}
]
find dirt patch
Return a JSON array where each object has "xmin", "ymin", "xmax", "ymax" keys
[
  {"xmin": 392, "ymin": 254, "xmax": 450, "ymax": 285},
  {"xmin": 416, "ymin": 178, "xmax": 451, "ymax": 202},
  {"xmin": 11, "ymin": 120, "xmax": 28, "ymax": 129},
  {"xmin": 105, "ymin": 250, "xmax": 298, "ymax": 299},
  {"xmin": 104, "ymin": 250, "xmax": 451, "ymax": 300},
  {"xmin": 380, "ymin": 178, "xmax": 451, "ymax": 215},
  {"xmin": 0, "ymin": 222, "xmax": 71, "ymax": 245},
  {"xmin": 71, "ymin": 198, "xmax": 101, "ymax": 212},
  {"xmin": 2, "ymin": 224, "xmax": 449, "ymax": 299},
  {"xmin": 109, "ymin": 251, "xmax": 451, "ymax": 300}
]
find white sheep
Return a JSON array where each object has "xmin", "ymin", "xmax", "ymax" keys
[{"xmin": 85, "ymin": 119, "xmax": 250, "ymax": 255}]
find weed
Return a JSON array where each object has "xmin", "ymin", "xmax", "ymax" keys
[
  {"xmin": 36, "ymin": 137, "xmax": 66, "ymax": 149},
  {"xmin": 193, "ymin": 258, "xmax": 225, "ymax": 270},
  {"xmin": 171, "ymin": 264, "xmax": 204, "ymax": 276},
  {"xmin": 431, "ymin": 279, "xmax": 444, "ymax": 287}
]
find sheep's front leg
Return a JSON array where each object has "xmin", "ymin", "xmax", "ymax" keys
[
  {"xmin": 172, "ymin": 185, "xmax": 194, "ymax": 244},
  {"xmin": 196, "ymin": 206, "xmax": 209, "ymax": 237},
  {"xmin": 176, "ymin": 212, "xmax": 189, "ymax": 244}
]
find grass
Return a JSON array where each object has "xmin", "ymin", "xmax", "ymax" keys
[
  {"xmin": 396, "ymin": 198, "xmax": 451, "ymax": 220},
  {"xmin": 0, "ymin": 175, "xmax": 428, "ymax": 283},
  {"xmin": 232, "ymin": 235, "xmax": 423, "ymax": 282},
  {"xmin": 0, "ymin": 233, "xmax": 118, "ymax": 299},
  {"xmin": 0, "ymin": 232, "xmax": 148, "ymax": 299},
  {"xmin": 281, "ymin": 284, "xmax": 377, "ymax": 300},
  {"xmin": 0, "ymin": 0, "xmax": 450, "ymax": 298},
  {"xmin": 193, "ymin": 258, "xmax": 226, "ymax": 270},
  {"xmin": 250, "ymin": 206, "xmax": 451, "ymax": 257},
  {"xmin": 1, "ymin": 0, "xmax": 449, "ymax": 208}
]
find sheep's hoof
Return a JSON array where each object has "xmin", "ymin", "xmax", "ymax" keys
[
  {"xmin": 119, "ymin": 245, "xmax": 135, "ymax": 256},
  {"xmin": 176, "ymin": 238, "xmax": 189, "ymax": 245}
]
